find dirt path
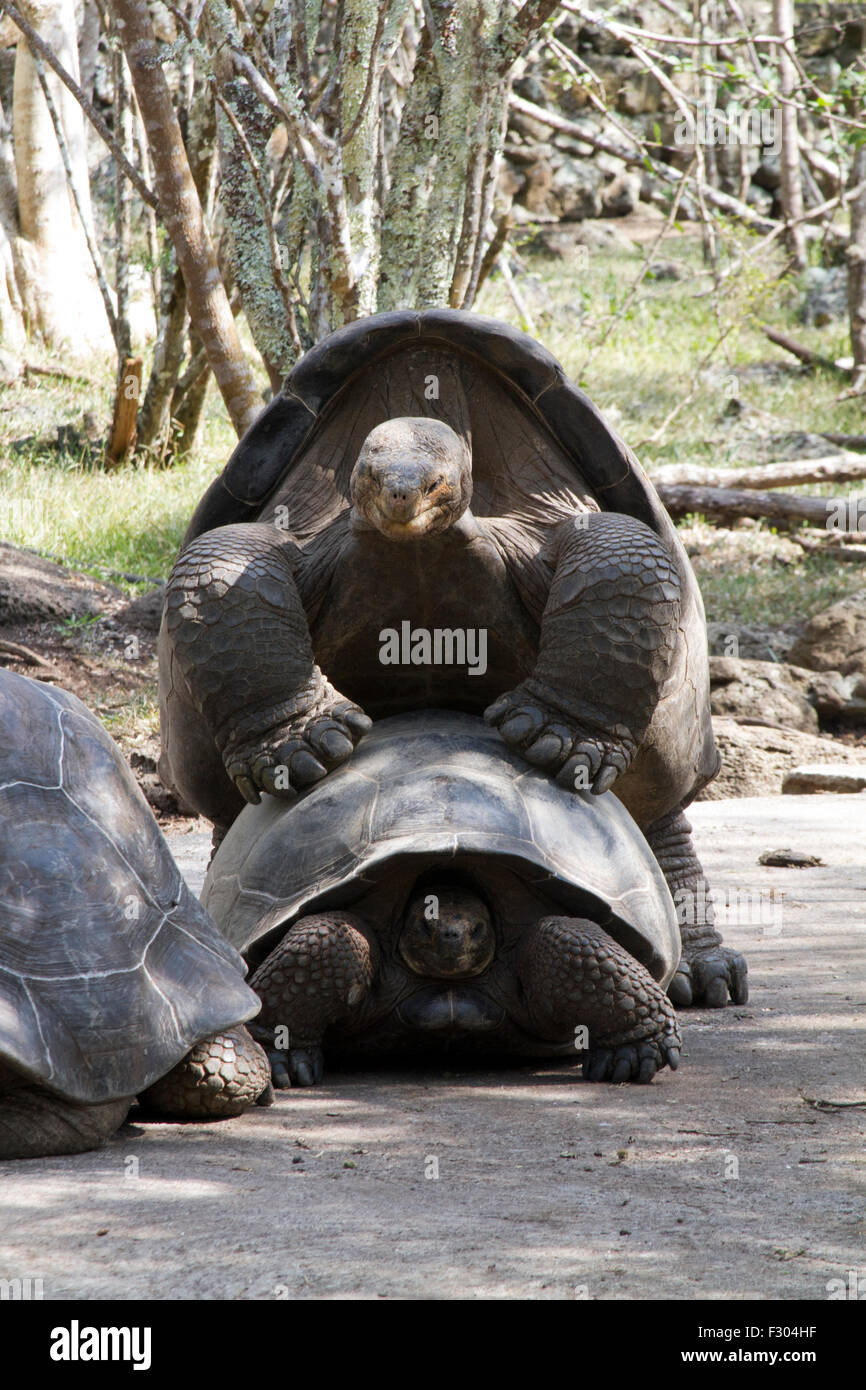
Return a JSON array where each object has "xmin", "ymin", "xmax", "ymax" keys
[{"xmin": 1, "ymin": 795, "xmax": 863, "ymax": 1301}]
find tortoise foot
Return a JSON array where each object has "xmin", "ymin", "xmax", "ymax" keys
[
  {"xmin": 263, "ymin": 1042, "xmax": 325, "ymax": 1089},
  {"xmin": 584, "ymin": 1034, "xmax": 681, "ymax": 1085},
  {"xmin": 138, "ymin": 1026, "xmax": 271, "ymax": 1119},
  {"xmin": 223, "ymin": 676, "xmax": 372, "ymax": 804},
  {"xmin": 484, "ymin": 686, "xmax": 635, "ymax": 795},
  {"xmin": 668, "ymin": 947, "xmax": 749, "ymax": 1008},
  {"xmin": 518, "ymin": 916, "xmax": 681, "ymax": 1083}
]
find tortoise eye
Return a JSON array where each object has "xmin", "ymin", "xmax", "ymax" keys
[{"xmin": 426, "ymin": 477, "xmax": 444, "ymax": 494}]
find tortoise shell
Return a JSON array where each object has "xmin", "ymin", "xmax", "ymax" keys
[
  {"xmin": 202, "ymin": 711, "xmax": 680, "ymax": 988},
  {"xmin": 183, "ymin": 308, "xmax": 682, "ymax": 558},
  {"xmin": 0, "ymin": 670, "xmax": 258, "ymax": 1104}
]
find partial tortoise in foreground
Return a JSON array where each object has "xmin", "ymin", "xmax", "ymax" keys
[
  {"xmin": 160, "ymin": 308, "xmax": 746, "ymax": 1008},
  {"xmin": 204, "ymin": 712, "xmax": 684, "ymax": 1087},
  {"xmin": 0, "ymin": 670, "xmax": 270, "ymax": 1160}
]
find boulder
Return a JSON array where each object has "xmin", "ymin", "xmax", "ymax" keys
[
  {"xmin": 706, "ymin": 620, "xmax": 793, "ymax": 662},
  {"xmin": 550, "ymin": 157, "xmax": 604, "ymax": 221},
  {"xmin": 782, "ymin": 764, "xmax": 866, "ymax": 794},
  {"xmin": 601, "ymin": 171, "xmax": 641, "ymax": 218},
  {"xmin": 786, "ymin": 593, "xmax": 866, "ymax": 677},
  {"xmin": 708, "ymin": 657, "xmax": 819, "ymax": 733},
  {"xmin": 697, "ymin": 717, "xmax": 862, "ymax": 799},
  {"xmin": 801, "ymin": 265, "xmax": 849, "ymax": 326}
]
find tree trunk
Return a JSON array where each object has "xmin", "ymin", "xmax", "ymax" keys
[
  {"xmin": 847, "ymin": 144, "xmax": 866, "ymax": 393},
  {"xmin": 773, "ymin": 0, "xmax": 806, "ymax": 271},
  {"xmin": 111, "ymin": 0, "xmax": 261, "ymax": 438},
  {"xmin": 207, "ymin": 0, "xmax": 292, "ymax": 383},
  {"xmin": 9, "ymin": 0, "xmax": 113, "ymax": 351}
]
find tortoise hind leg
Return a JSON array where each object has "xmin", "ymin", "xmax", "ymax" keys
[
  {"xmin": 646, "ymin": 805, "xmax": 748, "ymax": 1008},
  {"xmin": 486, "ymin": 513, "xmax": 681, "ymax": 796},
  {"xmin": 0, "ymin": 1079, "xmax": 130, "ymax": 1158},
  {"xmin": 160, "ymin": 522, "xmax": 371, "ymax": 822},
  {"xmin": 517, "ymin": 916, "xmax": 681, "ymax": 1083},
  {"xmin": 137, "ymin": 1026, "xmax": 272, "ymax": 1119}
]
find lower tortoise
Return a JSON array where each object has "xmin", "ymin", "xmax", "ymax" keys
[{"xmin": 204, "ymin": 712, "xmax": 684, "ymax": 1086}]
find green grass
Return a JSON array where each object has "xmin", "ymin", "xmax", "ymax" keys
[
  {"xmin": 0, "ymin": 354, "xmax": 240, "ymax": 592},
  {"xmin": 1, "ymin": 226, "xmax": 864, "ymax": 627}
]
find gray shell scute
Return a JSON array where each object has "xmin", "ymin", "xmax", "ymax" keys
[
  {"xmin": 203, "ymin": 711, "xmax": 680, "ymax": 985},
  {"xmin": 0, "ymin": 670, "xmax": 259, "ymax": 1104}
]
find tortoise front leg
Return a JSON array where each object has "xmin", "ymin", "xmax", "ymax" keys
[
  {"xmin": 517, "ymin": 916, "xmax": 682, "ymax": 1083},
  {"xmin": 249, "ymin": 912, "xmax": 379, "ymax": 1087},
  {"xmin": 160, "ymin": 522, "xmax": 371, "ymax": 822},
  {"xmin": 485, "ymin": 513, "xmax": 681, "ymax": 794}
]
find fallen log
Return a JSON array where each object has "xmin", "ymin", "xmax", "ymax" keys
[
  {"xmin": 656, "ymin": 483, "xmax": 864, "ymax": 531},
  {"xmin": 651, "ymin": 455, "xmax": 866, "ymax": 489},
  {"xmin": 821, "ymin": 433, "xmax": 866, "ymax": 451},
  {"xmin": 760, "ymin": 324, "xmax": 847, "ymax": 374}
]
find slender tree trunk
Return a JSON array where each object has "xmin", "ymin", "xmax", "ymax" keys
[
  {"xmin": 111, "ymin": 0, "xmax": 261, "ymax": 437},
  {"xmin": 10, "ymin": 0, "xmax": 112, "ymax": 351},
  {"xmin": 773, "ymin": 0, "xmax": 806, "ymax": 271},
  {"xmin": 847, "ymin": 145, "xmax": 866, "ymax": 392},
  {"xmin": 207, "ymin": 0, "xmax": 291, "ymax": 383}
]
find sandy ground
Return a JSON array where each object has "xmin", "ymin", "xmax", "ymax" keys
[{"xmin": 0, "ymin": 794, "xmax": 863, "ymax": 1301}]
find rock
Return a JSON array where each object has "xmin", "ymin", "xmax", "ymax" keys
[
  {"xmin": 794, "ymin": 3, "xmax": 866, "ymax": 58},
  {"xmin": 752, "ymin": 156, "xmax": 781, "ymax": 192},
  {"xmin": 782, "ymin": 764, "xmax": 866, "ymax": 794},
  {"xmin": 601, "ymin": 171, "xmax": 641, "ymax": 218},
  {"xmin": 766, "ymin": 429, "xmax": 845, "ymax": 460},
  {"xmin": 551, "ymin": 157, "xmax": 603, "ymax": 221},
  {"xmin": 763, "ymin": 844, "xmax": 830, "ymax": 869},
  {"xmin": 786, "ymin": 593, "xmax": 866, "ymax": 677},
  {"xmin": 526, "ymin": 220, "xmax": 635, "ymax": 258},
  {"xmin": 709, "ymin": 657, "xmax": 819, "ymax": 733},
  {"xmin": 706, "ymin": 621, "xmax": 800, "ymax": 662},
  {"xmin": 522, "ymin": 157, "xmax": 555, "ymax": 217},
  {"xmin": 697, "ymin": 717, "xmax": 862, "ymax": 799},
  {"xmin": 0, "ymin": 542, "xmax": 120, "ymax": 626},
  {"xmin": 646, "ymin": 260, "xmax": 684, "ymax": 282},
  {"xmin": 801, "ymin": 265, "xmax": 848, "ymax": 326}
]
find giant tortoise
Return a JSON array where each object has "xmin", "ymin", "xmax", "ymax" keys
[
  {"xmin": 203, "ymin": 712, "xmax": 683, "ymax": 1086},
  {"xmin": 160, "ymin": 308, "xmax": 746, "ymax": 1008},
  {"xmin": 0, "ymin": 670, "xmax": 270, "ymax": 1159}
]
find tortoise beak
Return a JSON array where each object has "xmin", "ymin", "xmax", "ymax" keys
[{"xmin": 377, "ymin": 472, "xmax": 425, "ymax": 524}]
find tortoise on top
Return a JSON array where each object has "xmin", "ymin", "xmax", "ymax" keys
[{"xmin": 160, "ymin": 309, "xmax": 746, "ymax": 1009}]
